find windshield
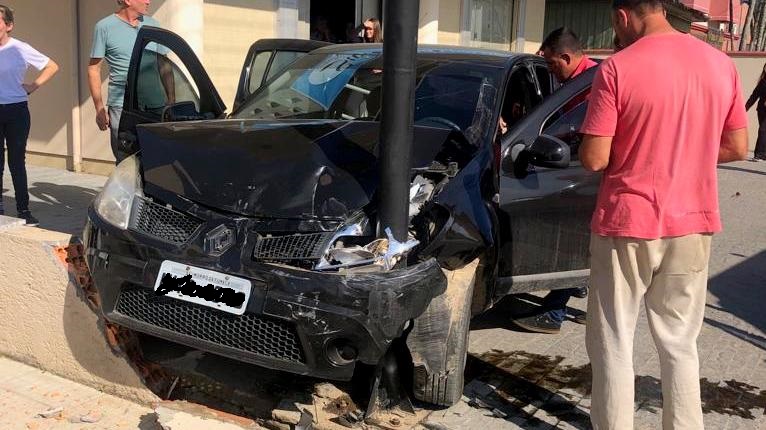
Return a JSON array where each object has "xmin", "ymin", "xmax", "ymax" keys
[{"xmin": 233, "ymin": 51, "xmax": 503, "ymax": 146}]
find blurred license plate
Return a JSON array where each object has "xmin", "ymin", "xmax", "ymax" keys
[{"xmin": 153, "ymin": 260, "xmax": 251, "ymax": 315}]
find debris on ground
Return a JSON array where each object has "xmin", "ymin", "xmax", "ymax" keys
[
  {"xmin": 36, "ymin": 406, "xmax": 64, "ymax": 419},
  {"xmin": 79, "ymin": 410, "xmax": 102, "ymax": 423}
]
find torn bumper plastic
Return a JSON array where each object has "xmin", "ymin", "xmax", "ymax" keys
[{"xmin": 83, "ymin": 210, "xmax": 447, "ymax": 380}]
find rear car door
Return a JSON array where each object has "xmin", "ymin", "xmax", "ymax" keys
[
  {"xmin": 495, "ymin": 66, "xmax": 600, "ymax": 294},
  {"xmin": 118, "ymin": 27, "xmax": 226, "ymax": 159},
  {"xmin": 233, "ymin": 39, "xmax": 331, "ymax": 111}
]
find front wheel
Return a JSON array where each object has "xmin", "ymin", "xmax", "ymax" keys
[{"xmin": 406, "ymin": 259, "xmax": 478, "ymax": 406}]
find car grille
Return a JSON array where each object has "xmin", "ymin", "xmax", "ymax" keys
[
  {"xmin": 130, "ymin": 197, "xmax": 202, "ymax": 245},
  {"xmin": 115, "ymin": 287, "xmax": 304, "ymax": 363},
  {"xmin": 253, "ymin": 232, "xmax": 334, "ymax": 261}
]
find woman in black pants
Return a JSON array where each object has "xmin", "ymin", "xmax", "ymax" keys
[
  {"xmin": 746, "ymin": 63, "xmax": 766, "ymax": 161},
  {"xmin": 0, "ymin": 5, "xmax": 59, "ymax": 225}
]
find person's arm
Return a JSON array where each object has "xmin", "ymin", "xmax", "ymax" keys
[
  {"xmin": 578, "ymin": 61, "xmax": 618, "ymax": 172},
  {"xmin": 157, "ymin": 55, "xmax": 176, "ymax": 104},
  {"xmin": 718, "ymin": 128, "xmax": 748, "ymax": 163},
  {"xmin": 22, "ymin": 59, "xmax": 59, "ymax": 95},
  {"xmin": 579, "ymin": 135, "xmax": 613, "ymax": 171},
  {"xmin": 88, "ymin": 57, "xmax": 110, "ymax": 131},
  {"xmin": 745, "ymin": 82, "xmax": 760, "ymax": 111}
]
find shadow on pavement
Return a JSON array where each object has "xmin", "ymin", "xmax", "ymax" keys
[
  {"xmin": 708, "ymin": 250, "xmax": 766, "ymax": 335},
  {"xmin": 464, "ymin": 350, "xmax": 766, "ymax": 427},
  {"xmin": 703, "ymin": 316, "xmax": 766, "ymax": 351},
  {"xmin": 470, "ymin": 293, "xmax": 586, "ymax": 332},
  {"xmin": 717, "ymin": 164, "xmax": 766, "ymax": 176},
  {"xmin": 2, "ymin": 181, "xmax": 99, "ymax": 236}
]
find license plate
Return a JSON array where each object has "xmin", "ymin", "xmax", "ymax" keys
[{"xmin": 153, "ymin": 260, "xmax": 251, "ymax": 315}]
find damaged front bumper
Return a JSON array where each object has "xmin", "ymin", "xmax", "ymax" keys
[{"xmin": 83, "ymin": 210, "xmax": 447, "ymax": 380}]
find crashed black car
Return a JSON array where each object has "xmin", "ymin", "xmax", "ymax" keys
[{"xmin": 83, "ymin": 27, "xmax": 599, "ymax": 406}]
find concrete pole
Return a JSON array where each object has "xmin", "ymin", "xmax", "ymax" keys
[{"xmin": 379, "ymin": 0, "xmax": 420, "ymax": 243}]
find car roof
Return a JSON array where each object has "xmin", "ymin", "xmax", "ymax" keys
[{"xmin": 311, "ymin": 43, "xmax": 526, "ymax": 68}]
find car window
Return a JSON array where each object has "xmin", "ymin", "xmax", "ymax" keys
[
  {"xmin": 535, "ymin": 64, "xmax": 553, "ymax": 98},
  {"xmin": 135, "ymin": 42, "xmax": 201, "ymax": 117},
  {"xmin": 266, "ymin": 51, "xmax": 303, "ymax": 81},
  {"xmin": 541, "ymin": 89, "xmax": 590, "ymax": 160},
  {"xmin": 501, "ymin": 65, "xmax": 538, "ymax": 129},
  {"xmin": 247, "ymin": 51, "xmax": 272, "ymax": 94},
  {"xmin": 233, "ymin": 52, "xmax": 504, "ymax": 146}
]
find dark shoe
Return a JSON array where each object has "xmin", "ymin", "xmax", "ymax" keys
[
  {"xmin": 573, "ymin": 313, "xmax": 587, "ymax": 325},
  {"xmin": 572, "ymin": 287, "xmax": 588, "ymax": 298},
  {"xmin": 513, "ymin": 313, "xmax": 562, "ymax": 334},
  {"xmin": 18, "ymin": 210, "xmax": 39, "ymax": 227}
]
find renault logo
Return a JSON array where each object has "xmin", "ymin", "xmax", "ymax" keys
[{"xmin": 204, "ymin": 224, "xmax": 234, "ymax": 256}]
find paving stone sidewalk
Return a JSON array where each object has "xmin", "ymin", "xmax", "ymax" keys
[{"xmin": 0, "ymin": 357, "xmax": 153, "ymax": 430}]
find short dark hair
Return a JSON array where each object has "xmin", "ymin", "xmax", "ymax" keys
[
  {"xmin": 541, "ymin": 27, "xmax": 582, "ymax": 55},
  {"xmin": 0, "ymin": 4, "xmax": 14, "ymax": 26},
  {"xmin": 612, "ymin": 0, "xmax": 669, "ymax": 12}
]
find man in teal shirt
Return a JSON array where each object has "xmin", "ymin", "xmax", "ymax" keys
[{"xmin": 88, "ymin": 0, "xmax": 171, "ymax": 162}]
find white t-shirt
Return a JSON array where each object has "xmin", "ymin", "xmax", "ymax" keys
[{"xmin": 0, "ymin": 38, "xmax": 50, "ymax": 104}]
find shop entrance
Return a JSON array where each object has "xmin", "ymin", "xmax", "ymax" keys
[{"xmin": 309, "ymin": 0, "xmax": 359, "ymax": 43}]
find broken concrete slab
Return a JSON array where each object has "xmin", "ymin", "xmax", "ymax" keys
[
  {"xmin": 154, "ymin": 400, "xmax": 267, "ymax": 430},
  {"xmin": 0, "ymin": 214, "xmax": 25, "ymax": 231},
  {"xmin": 0, "ymin": 224, "xmax": 158, "ymax": 404}
]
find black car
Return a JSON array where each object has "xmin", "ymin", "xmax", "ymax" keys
[{"xmin": 83, "ymin": 27, "xmax": 600, "ymax": 406}]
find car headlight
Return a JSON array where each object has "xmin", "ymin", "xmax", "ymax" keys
[{"xmin": 94, "ymin": 155, "xmax": 144, "ymax": 229}]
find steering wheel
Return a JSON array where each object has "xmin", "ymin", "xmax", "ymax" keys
[{"xmin": 417, "ymin": 116, "xmax": 462, "ymax": 133}]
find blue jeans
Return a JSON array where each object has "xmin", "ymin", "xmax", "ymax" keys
[
  {"xmin": 541, "ymin": 288, "xmax": 578, "ymax": 324},
  {"xmin": 0, "ymin": 102, "xmax": 31, "ymax": 214},
  {"xmin": 108, "ymin": 105, "xmax": 124, "ymax": 163}
]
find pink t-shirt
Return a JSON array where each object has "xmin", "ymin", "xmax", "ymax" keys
[{"xmin": 580, "ymin": 32, "xmax": 748, "ymax": 239}]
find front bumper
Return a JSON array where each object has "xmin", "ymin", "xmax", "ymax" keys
[{"xmin": 83, "ymin": 208, "xmax": 446, "ymax": 380}]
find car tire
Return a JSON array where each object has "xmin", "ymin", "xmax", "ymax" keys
[{"xmin": 406, "ymin": 259, "xmax": 478, "ymax": 406}]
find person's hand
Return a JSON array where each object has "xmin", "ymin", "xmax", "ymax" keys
[
  {"xmin": 96, "ymin": 107, "xmax": 110, "ymax": 131},
  {"xmin": 22, "ymin": 83, "xmax": 39, "ymax": 95},
  {"xmin": 498, "ymin": 116, "xmax": 508, "ymax": 135}
]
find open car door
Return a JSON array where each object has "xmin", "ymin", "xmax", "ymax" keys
[
  {"xmin": 232, "ymin": 39, "xmax": 332, "ymax": 111},
  {"xmin": 117, "ymin": 26, "xmax": 226, "ymax": 161}
]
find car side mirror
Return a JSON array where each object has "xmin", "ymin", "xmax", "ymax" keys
[{"xmin": 526, "ymin": 134, "xmax": 570, "ymax": 169}]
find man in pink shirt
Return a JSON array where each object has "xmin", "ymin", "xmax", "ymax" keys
[{"xmin": 579, "ymin": 1, "xmax": 748, "ymax": 428}]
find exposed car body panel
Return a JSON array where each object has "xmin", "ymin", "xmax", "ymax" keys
[
  {"xmin": 137, "ymin": 120, "xmax": 457, "ymax": 219},
  {"xmin": 84, "ymin": 211, "xmax": 447, "ymax": 380}
]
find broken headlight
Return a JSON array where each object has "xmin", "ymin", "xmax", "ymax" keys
[
  {"xmin": 315, "ymin": 177, "xmax": 435, "ymax": 271},
  {"xmin": 94, "ymin": 155, "xmax": 143, "ymax": 230}
]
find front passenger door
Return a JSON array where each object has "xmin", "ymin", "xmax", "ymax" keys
[{"xmin": 118, "ymin": 26, "xmax": 225, "ymax": 161}]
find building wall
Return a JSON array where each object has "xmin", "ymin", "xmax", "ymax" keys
[
  {"xmin": 732, "ymin": 55, "xmax": 765, "ymax": 150},
  {"xmin": 202, "ymin": 0, "xmax": 278, "ymax": 108},
  {"xmin": 517, "ymin": 0, "xmax": 546, "ymax": 53},
  {"xmin": 4, "ymin": 0, "xmax": 79, "ymax": 170},
  {"xmin": 437, "ymin": 0, "xmax": 461, "ymax": 45}
]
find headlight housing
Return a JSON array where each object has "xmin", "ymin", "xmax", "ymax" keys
[{"xmin": 94, "ymin": 155, "xmax": 143, "ymax": 229}]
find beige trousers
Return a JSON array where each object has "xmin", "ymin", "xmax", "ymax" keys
[{"xmin": 586, "ymin": 233, "xmax": 712, "ymax": 430}]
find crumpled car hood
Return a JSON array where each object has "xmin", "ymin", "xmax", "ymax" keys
[{"xmin": 137, "ymin": 119, "xmax": 456, "ymax": 219}]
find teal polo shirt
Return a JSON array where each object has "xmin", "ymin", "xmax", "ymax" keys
[{"xmin": 90, "ymin": 14, "xmax": 162, "ymax": 108}]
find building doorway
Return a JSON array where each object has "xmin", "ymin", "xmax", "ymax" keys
[{"xmin": 310, "ymin": 0, "xmax": 359, "ymax": 43}]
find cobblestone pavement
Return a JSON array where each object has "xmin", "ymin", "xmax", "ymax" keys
[{"xmin": 2, "ymin": 161, "xmax": 765, "ymax": 429}]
